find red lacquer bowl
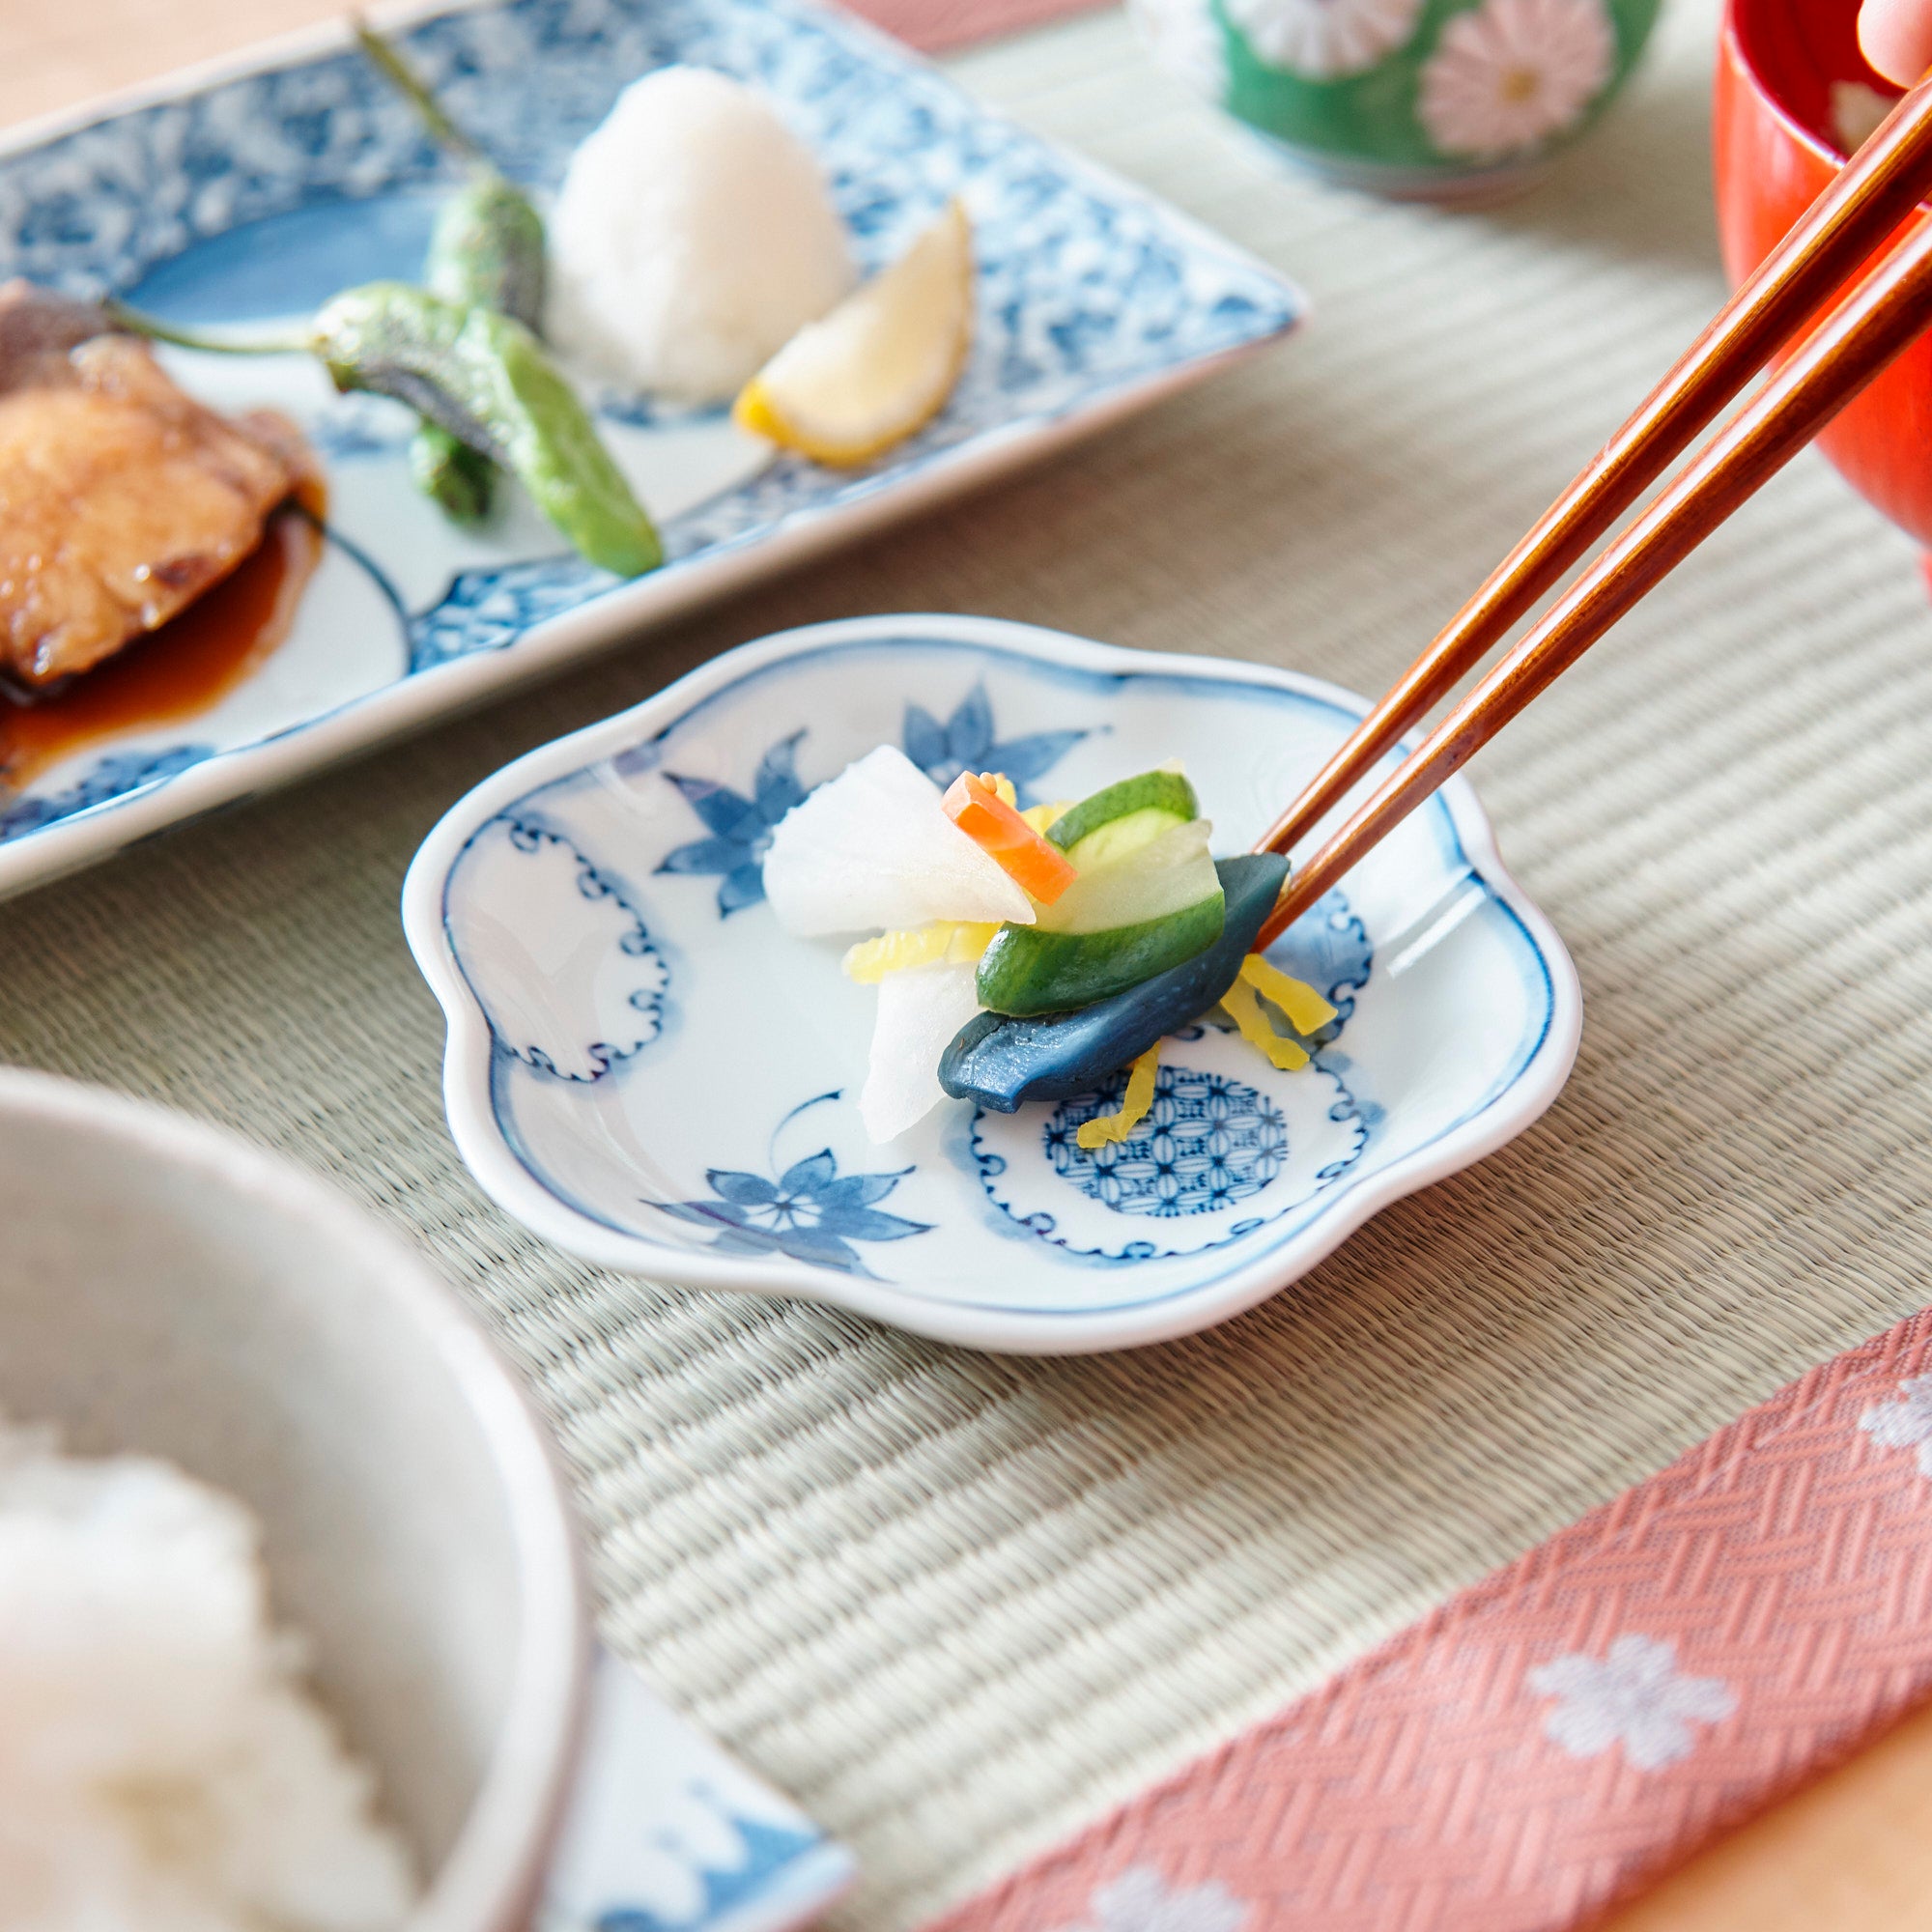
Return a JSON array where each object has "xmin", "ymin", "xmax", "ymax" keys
[{"xmin": 1715, "ymin": 0, "xmax": 1932, "ymax": 553}]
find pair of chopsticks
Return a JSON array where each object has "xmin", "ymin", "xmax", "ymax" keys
[{"xmin": 1252, "ymin": 71, "xmax": 1932, "ymax": 951}]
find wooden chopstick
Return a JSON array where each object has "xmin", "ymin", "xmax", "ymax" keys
[
  {"xmin": 1253, "ymin": 193, "xmax": 1932, "ymax": 952},
  {"xmin": 1252, "ymin": 69, "xmax": 1932, "ymax": 874}
]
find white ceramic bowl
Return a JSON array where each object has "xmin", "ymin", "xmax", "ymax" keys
[{"xmin": 0, "ymin": 1068, "xmax": 588, "ymax": 1932}]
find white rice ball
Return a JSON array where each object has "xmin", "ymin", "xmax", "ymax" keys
[{"xmin": 547, "ymin": 66, "xmax": 856, "ymax": 404}]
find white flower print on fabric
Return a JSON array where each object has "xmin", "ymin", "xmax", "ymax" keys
[
  {"xmin": 1529, "ymin": 1634, "xmax": 1737, "ymax": 1773},
  {"xmin": 1417, "ymin": 0, "xmax": 1615, "ymax": 160},
  {"xmin": 1131, "ymin": 0, "xmax": 1232, "ymax": 104},
  {"xmin": 1860, "ymin": 1374, "xmax": 1932, "ymax": 1476},
  {"xmin": 1050, "ymin": 1866, "xmax": 1249, "ymax": 1932},
  {"xmin": 1223, "ymin": 0, "xmax": 1425, "ymax": 80}
]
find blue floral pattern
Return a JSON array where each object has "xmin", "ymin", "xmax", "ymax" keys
[
  {"xmin": 1269, "ymin": 890, "xmax": 1374, "ymax": 1027},
  {"xmin": 412, "ymin": 559, "xmax": 617, "ymax": 670},
  {"xmin": 901, "ymin": 685, "xmax": 1086, "ymax": 807},
  {"xmin": 651, "ymin": 687, "xmax": 1086, "ymax": 917},
  {"xmin": 592, "ymin": 1814, "xmax": 824, "ymax": 1932},
  {"xmin": 541, "ymin": 1648, "xmax": 851, "ymax": 1932},
  {"xmin": 968, "ymin": 1023, "xmax": 1371, "ymax": 1263},
  {"xmin": 650, "ymin": 1094, "xmax": 928, "ymax": 1275},
  {"xmin": 1045, "ymin": 1065, "xmax": 1287, "ymax": 1216},
  {"xmin": 655, "ymin": 732, "xmax": 807, "ymax": 917},
  {"xmin": 0, "ymin": 746, "xmax": 213, "ymax": 843}
]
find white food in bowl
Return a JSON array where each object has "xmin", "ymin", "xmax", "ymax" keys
[
  {"xmin": 0, "ymin": 1069, "xmax": 588, "ymax": 1932},
  {"xmin": 0, "ymin": 1420, "xmax": 415, "ymax": 1931},
  {"xmin": 546, "ymin": 65, "xmax": 856, "ymax": 404}
]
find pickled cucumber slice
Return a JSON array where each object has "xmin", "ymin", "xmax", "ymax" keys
[
  {"xmin": 1045, "ymin": 767, "xmax": 1198, "ymax": 870},
  {"xmin": 1034, "ymin": 819, "xmax": 1220, "ymax": 935},
  {"xmin": 975, "ymin": 889, "xmax": 1226, "ymax": 1016},
  {"xmin": 940, "ymin": 854, "xmax": 1291, "ymax": 1112},
  {"xmin": 975, "ymin": 812, "xmax": 1224, "ymax": 1014}
]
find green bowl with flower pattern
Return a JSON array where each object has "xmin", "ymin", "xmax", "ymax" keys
[{"xmin": 1132, "ymin": 0, "xmax": 1662, "ymax": 199}]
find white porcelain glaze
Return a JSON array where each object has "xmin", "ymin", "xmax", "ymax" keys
[{"xmin": 404, "ymin": 614, "xmax": 1584, "ymax": 1354}]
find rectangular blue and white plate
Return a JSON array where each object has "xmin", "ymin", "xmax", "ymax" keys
[{"xmin": 0, "ymin": 0, "xmax": 1301, "ymax": 899}]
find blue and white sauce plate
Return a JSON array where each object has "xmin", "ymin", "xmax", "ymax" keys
[
  {"xmin": 547, "ymin": 1648, "xmax": 853, "ymax": 1932},
  {"xmin": 0, "ymin": 0, "xmax": 1300, "ymax": 900},
  {"xmin": 404, "ymin": 615, "xmax": 1582, "ymax": 1354}
]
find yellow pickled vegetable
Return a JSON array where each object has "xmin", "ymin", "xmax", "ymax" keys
[
  {"xmin": 1219, "ymin": 980, "xmax": 1311, "ymax": 1071},
  {"xmin": 1076, "ymin": 1042, "xmax": 1162, "ymax": 1150},
  {"xmin": 1021, "ymin": 800, "xmax": 1076, "ymax": 836},
  {"xmin": 842, "ymin": 920, "xmax": 999, "ymax": 982},
  {"xmin": 1238, "ymin": 954, "xmax": 1337, "ymax": 1037}
]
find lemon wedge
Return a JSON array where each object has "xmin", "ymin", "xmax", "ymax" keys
[{"xmin": 733, "ymin": 200, "xmax": 972, "ymax": 467}]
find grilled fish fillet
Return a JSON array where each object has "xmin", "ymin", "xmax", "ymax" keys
[{"xmin": 0, "ymin": 280, "xmax": 311, "ymax": 691}]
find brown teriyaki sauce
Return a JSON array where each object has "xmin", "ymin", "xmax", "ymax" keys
[{"xmin": 0, "ymin": 498, "xmax": 325, "ymax": 792}]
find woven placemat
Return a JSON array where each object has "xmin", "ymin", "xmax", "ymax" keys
[{"xmin": 5, "ymin": 2, "xmax": 1932, "ymax": 1925}]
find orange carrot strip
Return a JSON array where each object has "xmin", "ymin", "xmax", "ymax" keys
[{"xmin": 942, "ymin": 771, "xmax": 1077, "ymax": 905}]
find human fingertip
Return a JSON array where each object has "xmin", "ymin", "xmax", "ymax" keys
[{"xmin": 1860, "ymin": 0, "xmax": 1932, "ymax": 87}]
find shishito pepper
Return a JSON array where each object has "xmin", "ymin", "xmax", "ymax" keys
[
  {"xmin": 355, "ymin": 22, "xmax": 547, "ymax": 523},
  {"xmin": 425, "ymin": 170, "xmax": 547, "ymax": 333},
  {"xmin": 410, "ymin": 172, "xmax": 544, "ymax": 522},
  {"xmin": 109, "ymin": 287, "xmax": 662, "ymax": 578},
  {"xmin": 310, "ymin": 284, "xmax": 660, "ymax": 575}
]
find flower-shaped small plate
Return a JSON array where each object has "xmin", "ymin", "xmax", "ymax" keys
[
  {"xmin": 404, "ymin": 615, "xmax": 1580, "ymax": 1353},
  {"xmin": 0, "ymin": 0, "xmax": 1300, "ymax": 900}
]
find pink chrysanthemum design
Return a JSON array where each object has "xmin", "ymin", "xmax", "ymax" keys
[
  {"xmin": 1224, "ymin": 0, "xmax": 1425, "ymax": 80},
  {"xmin": 1417, "ymin": 0, "xmax": 1615, "ymax": 160}
]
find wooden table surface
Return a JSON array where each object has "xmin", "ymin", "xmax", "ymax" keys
[{"xmin": 4, "ymin": 0, "xmax": 1931, "ymax": 1923}]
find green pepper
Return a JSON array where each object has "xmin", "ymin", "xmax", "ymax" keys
[
  {"xmin": 424, "ymin": 170, "xmax": 546, "ymax": 327},
  {"xmin": 110, "ymin": 286, "xmax": 662, "ymax": 578},
  {"xmin": 412, "ymin": 176, "xmax": 548, "ymax": 521},
  {"xmin": 356, "ymin": 22, "xmax": 549, "ymax": 523},
  {"xmin": 312, "ymin": 282, "xmax": 660, "ymax": 577},
  {"xmin": 408, "ymin": 420, "xmax": 496, "ymax": 522}
]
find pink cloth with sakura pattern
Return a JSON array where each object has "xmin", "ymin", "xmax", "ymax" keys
[{"xmin": 923, "ymin": 1308, "xmax": 1932, "ymax": 1931}]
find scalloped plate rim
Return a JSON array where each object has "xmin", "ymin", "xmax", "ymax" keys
[{"xmin": 402, "ymin": 612, "xmax": 1583, "ymax": 1354}]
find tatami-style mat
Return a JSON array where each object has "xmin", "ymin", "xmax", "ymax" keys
[{"xmin": 4, "ymin": 2, "xmax": 1931, "ymax": 1925}]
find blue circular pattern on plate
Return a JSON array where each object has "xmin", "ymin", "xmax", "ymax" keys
[{"xmin": 1044, "ymin": 1065, "xmax": 1287, "ymax": 1218}]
